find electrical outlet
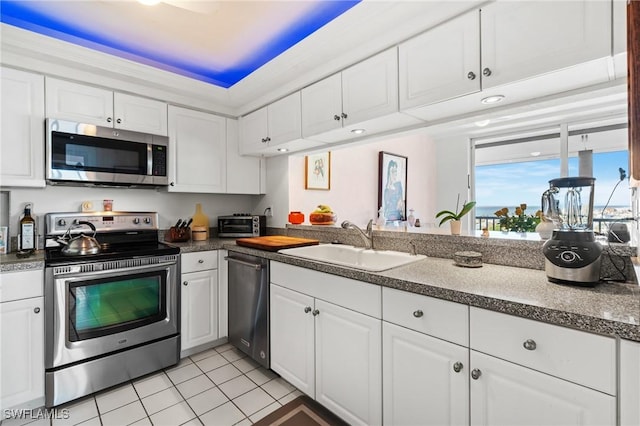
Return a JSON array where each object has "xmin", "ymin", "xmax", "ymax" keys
[{"xmin": 265, "ymin": 206, "xmax": 273, "ymax": 217}]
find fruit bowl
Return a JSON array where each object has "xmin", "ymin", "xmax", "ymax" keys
[{"xmin": 309, "ymin": 212, "xmax": 337, "ymax": 225}]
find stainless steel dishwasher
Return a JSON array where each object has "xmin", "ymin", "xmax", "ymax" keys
[{"xmin": 225, "ymin": 252, "xmax": 270, "ymax": 368}]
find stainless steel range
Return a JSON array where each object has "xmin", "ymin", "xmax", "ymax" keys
[{"xmin": 43, "ymin": 211, "xmax": 181, "ymax": 407}]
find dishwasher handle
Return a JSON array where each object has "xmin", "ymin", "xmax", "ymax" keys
[{"xmin": 224, "ymin": 256, "xmax": 264, "ymax": 270}]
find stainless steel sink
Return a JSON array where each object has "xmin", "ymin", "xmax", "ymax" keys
[{"xmin": 278, "ymin": 244, "xmax": 426, "ymax": 272}]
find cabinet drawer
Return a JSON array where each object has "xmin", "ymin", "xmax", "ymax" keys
[
  {"xmin": 470, "ymin": 307, "xmax": 616, "ymax": 395},
  {"xmin": 0, "ymin": 270, "xmax": 44, "ymax": 303},
  {"xmin": 181, "ymin": 251, "xmax": 218, "ymax": 273},
  {"xmin": 271, "ymin": 262, "xmax": 381, "ymax": 318},
  {"xmin": 383, "ymin": 287, "xmax": 468, "ymax": 346}
]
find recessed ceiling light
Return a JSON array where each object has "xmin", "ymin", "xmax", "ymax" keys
[
  {"xmin": 474, "ymin": 119, "xmax": 491, "ymax": 127},
  {"xmin": 138, "ymin": 0, "xmax": 161, "ymax": 5},
  {"xmin": 480, "ymin": 95, "xmax": 505, "ymax": 105},
  {"xmin": 351, "ymin": 129, "xmax": 366, "ymax": 134},
  {"xmin": 530, "ymin": 151, "xmax": 541, "ymax": 157},
  {"xmin": 277, "ymin": 148, "xmax": 289, "ymax": 152}
]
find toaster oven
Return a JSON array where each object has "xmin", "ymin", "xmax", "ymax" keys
[{"xmin": 218, "ymin": 214, "xmax": 266, "ymax": 238}]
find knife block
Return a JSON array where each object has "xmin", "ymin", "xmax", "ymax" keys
[{"xmin": 165, "ymin": 226, "xmax": 191, "ymax": 242}]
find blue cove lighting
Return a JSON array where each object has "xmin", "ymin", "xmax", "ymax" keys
[{"xmin": 0, "ymin": 0, "xmax": 361, "ymax": 88}]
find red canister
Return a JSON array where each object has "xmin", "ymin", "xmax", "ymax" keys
[{"xmin": 288, "ymin": 211, "xmax": 304, "ymax": 224}]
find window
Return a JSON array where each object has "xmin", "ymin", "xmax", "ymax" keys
[{"xmin": 474, "ymin": 125, "xmax": 631, "ymax": 234}]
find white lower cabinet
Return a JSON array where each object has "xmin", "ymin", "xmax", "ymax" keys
[
  {"xmin": 0, "ymin": 270, "xmax": 44, "ymax": 411},
  {"xmin": 620, "ymin": 339, "xmax": 640, "ymax": 426},
  {"xmin": 470, "ymin": 350, "xmax": 615, "ymax": 426},
  {"xmin": 383, "ymin": 322, "xmax": 468, "ymax": 426},
  {"xmin": 270, "ymin": 262, "xmax": 382, "ymax": 426},
  {"xmin": 180, "ymin": 251, "xmax": 219, "ymax": 355}
]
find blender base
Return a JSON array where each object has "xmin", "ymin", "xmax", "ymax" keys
[{"xmin": 544, "ymin": 258, "xmax": 602, "ymax": 287}]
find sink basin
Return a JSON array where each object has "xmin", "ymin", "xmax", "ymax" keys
[{"xmin": 278, "ymin": 244, "xmax": 426, "ymax": 272}]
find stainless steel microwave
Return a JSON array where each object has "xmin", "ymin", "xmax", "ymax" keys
[
  {"xmin": 46, "ymin": 119, "xmax": 168, "ymax": 187},
  {"xmin": 218, "ymin": 215, "xmax": 267, "ymax": 238}
]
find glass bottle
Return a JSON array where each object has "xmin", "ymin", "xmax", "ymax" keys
[
  {"xmin": 191, "ymin": 203, "xmax": 209, "ymax": 239},
  {"xmin": 19, "ymin": 204, "xmax": 36, "ymax": 252},
  {"xmin": 408, "ymin": 209, "xmax": 416, "ymax": 227}
]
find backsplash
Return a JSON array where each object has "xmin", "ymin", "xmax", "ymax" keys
[{"xmin": 280, "ymin": 225, "xmax": 637, "ymax": 284}]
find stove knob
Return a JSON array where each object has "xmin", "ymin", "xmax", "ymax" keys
[
  {"xmin": 133, "ymin": 218, "xmax": 140, "ymax": 225},
  {"xmin": 144, "ymin": 217, "xmax": 152, "ymax": 224},
  {"xmin": 57, "ymin": 219, "xmax": 66, "ymax": 227}
]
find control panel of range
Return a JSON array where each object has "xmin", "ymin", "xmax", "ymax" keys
[{"xmin": 45, "ymin": 212, "xmax": 159, "ymax": 235}]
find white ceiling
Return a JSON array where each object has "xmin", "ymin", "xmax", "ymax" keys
[{"xmin": 0, "ymin": 0, "xmax": 484, "ymax": 115}]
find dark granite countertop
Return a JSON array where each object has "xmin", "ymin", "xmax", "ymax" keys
[{"xmin": 224, "ymin": 243, "xmax": 640, "ymax": 342}]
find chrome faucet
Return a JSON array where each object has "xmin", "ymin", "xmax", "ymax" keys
[{"xmin": 341, "ymin": 219, "xmax": 374, "ymax": 249}]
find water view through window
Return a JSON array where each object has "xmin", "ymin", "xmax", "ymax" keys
[{"xmin": 475, "ymin": 150, "xmax": 631, "ymax": 233}]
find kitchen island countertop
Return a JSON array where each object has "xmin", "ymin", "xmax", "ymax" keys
[{"xmin": 225, "ymin": 243, "xmax": 640, "ymax": 342}]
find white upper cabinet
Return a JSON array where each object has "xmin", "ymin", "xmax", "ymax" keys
[
  {"xmin": 302, "ymin": 48, "xmax": 421, "ymax": 143},
  {"xmin": 480, "ymin": 0, "xmax": 611, "ymax": 89},
  {"xmin": 167, "ymin": 105, "xmax": 226, "ymax": 193},
  {"xmin": 227, "ymin": 119, "xmax": 265, "ymax": 194},
  {"xmin": 0, "ymin": 67, "xmax": 45, "ymax": 188},
  {"xmin": 46, "ymin": 78, "xmax": 168, "ymax": 135},
  {"xmin": 401, "ymin": 1, "xmax": 613, "ymax": 121},
  {"xmin": 613, "ymin": 0, "xmax": 627, "ymax": 79},
  {"xmin": 399, "ymin": 9, "xmax": 481, "ymax": 109},
  {"xmin": 240, "ymin": 92, "xmax": 322, "ymax": 156}
]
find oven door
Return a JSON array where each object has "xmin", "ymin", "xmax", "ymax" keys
[{"xmin": 45, "ymin": 258, "xmax": 179, "ymax": 369}]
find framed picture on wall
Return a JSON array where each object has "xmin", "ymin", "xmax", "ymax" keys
[
  {"xmin": 378, "ymin": 151, "xmax": 407, "ymax": 222},
  {"xmin": 305, "ymin": 152, "xmax": 331, "ymax": 190}
]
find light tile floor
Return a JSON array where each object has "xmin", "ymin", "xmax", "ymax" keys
[{"xmin": 3, "ymin": 344, "xmax": 302, "ymax": 426}]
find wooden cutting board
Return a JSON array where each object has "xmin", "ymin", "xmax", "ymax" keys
[{"xmin": 235, "ymin": 236, "xmax": 320, "ymax": 251}]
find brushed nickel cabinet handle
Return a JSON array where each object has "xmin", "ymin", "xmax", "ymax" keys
[
  {"xmin": 413, "ymin": 310, "xmax": 423, "ymax": 318},
  {"xmin": 312, "ymin": 309, "xmax": 320, "ymax": 316},
  {"xmin": 523, "ymin": 339, "xmax": 537, "ymax": 350},
  {"xmin": 471, "ymin": 369, "xmax": 482, "ymax": 380},
  {"xmin": 334, "ymin": 115, "xmax": 341, "ymax": 121},
  {"xmin": 482, "ymin": 67, "xmax": 492, "ymax": 77},
  {"xmin": 304, "ymin": 306, "xmax": 312, "ymax": 313},
  {"xmin": 453, "ymin": 362, "xmax": 463, "ymax": 373},
  {"xmin": 467, "ymin": 71, "xmax": 476, "ymax": 80},
  {"xmin": 34, "ymin": 307, "xmax": 40, "ymax": 314}
]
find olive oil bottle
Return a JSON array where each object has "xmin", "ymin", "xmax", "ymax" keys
[{"xmin": 19, "ymin": 203, "xmax": 36, "ymax": 252}]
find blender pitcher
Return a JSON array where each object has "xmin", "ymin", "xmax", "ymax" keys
[{"xmin": 547, "ymin": 177, "xmax": 595, "ymax": 230}]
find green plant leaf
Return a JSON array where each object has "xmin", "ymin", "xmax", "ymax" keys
[
  {"xmin": 457, "ymin": 201, "xmax": 476, "ymax": 218},
  {"xmin": 438, "ymin": 216, "xmax": 454, "ymax": 226},
  {"xmin": 435, "ymin": 210, "xmax": 457, "ymax": 218}
]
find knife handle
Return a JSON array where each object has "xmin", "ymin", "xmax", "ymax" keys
[{"xmin": 175, "ymin": 219, "xmax": 182, "ymax": 228}]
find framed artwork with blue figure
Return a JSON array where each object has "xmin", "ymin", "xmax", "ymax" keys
[{"xmin": 378, "ymin": 152, "xmax": 407, "ymax": 222}]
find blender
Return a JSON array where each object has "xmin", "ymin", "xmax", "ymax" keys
[{"xmin": 542, "ymin": 177, "xmax": 602, "ymax": 286}]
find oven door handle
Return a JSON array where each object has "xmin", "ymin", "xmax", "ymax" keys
[{"xmin": 224, "ymin": 256, "xmax": 263, "ymax": 270}]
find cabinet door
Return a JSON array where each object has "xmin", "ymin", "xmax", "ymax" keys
[
  {"xmin": 480, "ymin": 1, "xmax": 611, "ymax": 89},
  {"xmin": 342, "ymin": 48, "xmax": 399, "ymax": 126},
  {"xmin": 620, "ymin": 339, "xmax": 640, "ymax": 426},
  {"xmin": 239, "ymin": 106, "xmax": 269, "ymax": 155},
  {"xmin": 301, "ymin": 73, "xmax": 342, "ymax": 137},
  {"xmin": 180, "ymin": 270, "xmax": 218, "ymax": 352},
  {"xmin": 315, "ymin": 299, "xmax": 382, "ymax": 426},
  {"xmin": 168, "ymin": 105, "xmax": 226, "ymax": 193},
  {"xmin": 470, "ymin": 351, "xmax": 616, "ymax": 426},
  {"xmin": 270, "ymin": 284, "xmax": 315, "ymax": 397},
  {"xmin": 45, "ymin": 78, "xmax": 113, "ymax": 126},
  {"xmin": 399, "ymin": 10, "xmax": 480, "ymax": 109},
  {"xmin": 383, "ymin": 322, "xmax": 468, "ymax": 426},
  {"xmin": 226, "ymin": 119, "xmax": 264, "ymax": 194},
  {"xmin": 113, "ymin": 93, "xmax": 167, "ymax": 136},
  {"xmin": 0, "ymin": 68, "xmax": 45, "ymax": 187},
  {"xmin": 267, "ymin": 92, "xmax": 302, "ymax": 145},
  {"xmin": 0, "ymin": 297, "xmax": 44, "ymax": 410}
]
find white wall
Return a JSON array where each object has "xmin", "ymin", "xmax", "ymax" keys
[
  {"xmin": 435, "ymin": 135, "xmax": 473, "ymax": 231},
  {"xmin": 252, "ymin": 155, "xmax": 290, "ymax": 228},
  {"xmin": 287, "ymin": 133, "xmax": 438, "ymax": 227},
  {"xmin": 6, "ymin": 186, "xmax": 257, "ymax": 237}
]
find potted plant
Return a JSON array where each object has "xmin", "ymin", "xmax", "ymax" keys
[{"xmin": 436, "ymin": 195, "xmax": 476, "ymax": 235}]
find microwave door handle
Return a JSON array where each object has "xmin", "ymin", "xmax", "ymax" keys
[{"xmin": 147, "ymin": 145, "xmax": 153, "ymax": 175}]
